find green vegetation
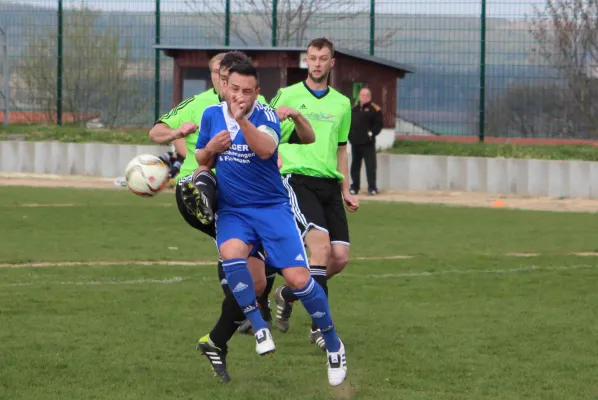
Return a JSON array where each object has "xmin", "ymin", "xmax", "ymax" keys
[
  {"xmin": 389, "ymin": 140, "xmax": 598, "ymax": 161},
  {"xmin": 0, "ymin": 124, "xmax": 152, "ymax": 145}
]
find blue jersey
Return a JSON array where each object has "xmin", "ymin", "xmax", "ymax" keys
[{"xmin": 196, "ymin": 101, "xmax": 288, "ymax": 209}]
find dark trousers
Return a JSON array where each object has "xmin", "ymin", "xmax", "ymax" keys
[{"xmin": 350, "ymin": 143, "xmax": 377, "ymax": 192}]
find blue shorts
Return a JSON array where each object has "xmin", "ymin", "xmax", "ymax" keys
[{"xmin": 216, "ymin": 202, "xmax": 309, "ymax": 269}]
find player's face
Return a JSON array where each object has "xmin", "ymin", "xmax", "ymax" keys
[
  {"xmin": 306, "ymin": 46, "xmax": 335, "ymax": 84},
  {"xmin": 227, "ymin": 72, "xmax": 260, "ymax": 114},
  {"xmin": 210, "ymin": 61, "xmax": 221, "ymax": 94}
]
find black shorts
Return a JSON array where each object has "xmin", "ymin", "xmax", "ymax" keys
[{"xmin": 282, "ymin": 173, "xmax": 350, "ymax": 246}]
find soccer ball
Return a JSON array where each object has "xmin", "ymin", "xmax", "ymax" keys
[{"xmin": 124, "ymin": 154, "xmax": 170, "ymax": 197}]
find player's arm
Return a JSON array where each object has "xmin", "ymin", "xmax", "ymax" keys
[
  {"xmin": 173, "ymin": 138, "xmax": 187, "ymax": 158},
  {"xmin": 271, "ymin": 90, "xmax": 314, "ymax": 144},
  {"xmin": 238, "ymin": 118, "xmax": 278, "ymax": 160},
  {"xmin": 337, "ymin": 102, "xmax": 358, "ymax": 211},
  {"xmin": 195, "ymin": 111, "xmax": 218, "ymax": 168},
  {"xmin": 149, "ymin": 98, "xmax": 198, "ymax": 144},
  {"xmin": 231, "ymin": 96, "xmax": 279, "ymax": 159},
  {"xmin": 276, "ymin": 106, "xmax": 315, "ymax": 144},
  {"xmin": 337, "ymin": 146, "xmax": 351, "ymax": 194}
]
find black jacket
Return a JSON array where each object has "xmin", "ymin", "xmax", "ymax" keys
[{"xmin": 349, "ymin": 101, "xmax": 383, "ymax": 145}]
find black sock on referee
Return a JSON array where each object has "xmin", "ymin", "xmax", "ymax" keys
[
  {"xmin": 310, "ymin": 266, "xmax": 328, "ymax": 331},
  {"xmin": 194, "ymin": 170, "xmax": 217, "ymax": 208}
]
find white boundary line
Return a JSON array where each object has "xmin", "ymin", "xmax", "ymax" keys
[
  {"xmin": 0, "ymin": 276, "xmax": 186, "ymax": 287},
  {"xmin": 0, "ymin": 260, "xmax": 217, "ymax": 268},
  {"xmin": 0, "ymin": 255, "xmax": 412, "ymax": 269}
]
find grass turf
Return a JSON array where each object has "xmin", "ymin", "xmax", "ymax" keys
[{"xmin": 1, "ymin": 186, "xmax": 597, "ymax": 399}]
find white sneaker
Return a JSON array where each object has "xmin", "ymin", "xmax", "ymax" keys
[
  {"xmin": 327, "ymin": 340, "xmax": 347, "ymax": 386},
  {"xmin": 255, "ymin": 328, "xmax": 275, "ymax": 356}
]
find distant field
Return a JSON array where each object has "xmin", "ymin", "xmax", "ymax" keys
[{"xmin": 1, "ymin": 186, "xmax": 597, "ymax": 399}]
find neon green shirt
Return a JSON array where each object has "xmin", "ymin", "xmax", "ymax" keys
[
  {"xmin": 157, "ymin": 90, "xmax": 267, "ymax": 180},
  {"xmin": 270, "ymin": 82, "xmax": 351, "ymax": 181}
]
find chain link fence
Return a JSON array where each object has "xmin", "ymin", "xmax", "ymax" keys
[{"xmin": 1, "ymin": 0, "xmax": 596, "ymax": 139}]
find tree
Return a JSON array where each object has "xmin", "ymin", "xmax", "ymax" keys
[
  {"xmin": 529, "ymin": 0, "xmax": 598, "ymax": 135},
  {"xmin": 483, "ymin": 83, "xmax": 596, "ymax": 138},
  {"xmin": 185, "ymin": 0, "xmax": 396, "ymax": 48},
  {"xmin": 19, "ymin": 7, "xmax": 150, "ymax": 127}
]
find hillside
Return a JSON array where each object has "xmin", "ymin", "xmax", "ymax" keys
[{"xmin": 0, "ymin": 2, "xmax": 559, "ymax": 133}]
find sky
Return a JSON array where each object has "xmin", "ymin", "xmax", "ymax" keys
[{"xmin": 8, "ymin": 0, "xmax": 544, "ymax": 18}]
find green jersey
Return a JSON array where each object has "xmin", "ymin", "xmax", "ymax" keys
[
  {"xmin": 270, "ymin": 82, "xmax": 351, "ymax": 181},
  {"xmin": 157, "ymin": 90, "xmax": 267, "ymax": 180}
]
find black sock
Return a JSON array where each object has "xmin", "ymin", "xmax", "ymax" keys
[
  {"xmin": 258, "ymin": 266, "xmax": 277, "ymax": 306},
  {"xmin": 209, "ymin": 292, "xmax": 245, "ymax": 351},
  {"xmin": 217, "ymin": 259, "xmax": 228, "ymax": 296},
  {"xmin": 281, "ymin": 285, "xmax": 299, "ymax": 302},
  {"xmin": 310, "ymin": 266, "xmax": 328, "ymax": 331},
  {"xmin": 194, "ymin": 170, "xmax": 217, "ymax": 207}
]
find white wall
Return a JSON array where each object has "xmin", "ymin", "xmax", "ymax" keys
[
  {"xmin": 2, "ymin": 141, "xmax": 597, "ymax": 199},
  {"xmin": 0, "ymin": 141, "xmax": 169, "ymax": 178}
]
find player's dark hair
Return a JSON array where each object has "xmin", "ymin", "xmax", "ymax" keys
[
  {"xmin": 307, "ymin": 37, "xmax": 335, "ymax": 57},
  {"xmin": 220, "ymin": 51, "xmax": 252, "ymax": 71},
  {"xmin": 228, "ymin": 62, "xmax": 260, "ymax": 86}
]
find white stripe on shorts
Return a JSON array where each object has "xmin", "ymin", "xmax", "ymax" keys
[{"xmin": 282, "ymin": 174, "xmax": 309, "ymax": 229}]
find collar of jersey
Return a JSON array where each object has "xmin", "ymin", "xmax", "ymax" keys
[
  {"xmin": 221, "ymin": 100, "xmax": 259, "ymax": 125},
  {"xmin": 303, "ymin": 80, "xmax": 330, "ymax": 99}
]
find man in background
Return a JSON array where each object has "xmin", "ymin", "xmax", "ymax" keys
[{"xmin": 349, "ymin": 87, "xmax": 383, "ymax": 196}]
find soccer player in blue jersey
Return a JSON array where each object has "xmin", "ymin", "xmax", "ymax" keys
[{"xmin": 195, "ymin": 62, "xmax": 347, "ymax": 387}]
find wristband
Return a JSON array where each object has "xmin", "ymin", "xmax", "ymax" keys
[{"xmin": 172, "ymin": 130, "xmax": 179, "ymax": 140}]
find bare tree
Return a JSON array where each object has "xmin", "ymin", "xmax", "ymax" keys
[
  {"xmin": 484, "ymin": 83, "xmax": 594, "ymax": 138},
  {"xmin": 530, "ymin": 0, "xmax": 598, "ymax": 132},
  {"xmin": 185, "ymin": 0, "xmax": 396, "ymax": 48},
  {"xmin": 19, "ymin": 8, "xmax": 150, "ymax": 127}
]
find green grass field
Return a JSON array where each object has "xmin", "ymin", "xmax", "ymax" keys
[{"xmin": 1, "ymin": 187, "xmax": 598, "ymax": 399}]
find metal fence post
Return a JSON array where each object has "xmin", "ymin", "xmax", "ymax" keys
[
  {"xmin": 154, "ymin": 0, "xmax": 161, "ymax": 123},
  {"xmin": 478, "ymin": 0, "xmax": 487, "ymax": 142},
  {"xmin": 225, "ymin": 0, "xmax": 230, "ymax": 46},
  {"xmin": 57, "ymin": 0, "xmax": 63, "ymax": 126},
  {"xmin": 369, "ymin": 0, "xmax": 375, "ymax": 56},
  {"xmin": 0, "ymin": 26, "xmax": 8, "ymax": 128}
]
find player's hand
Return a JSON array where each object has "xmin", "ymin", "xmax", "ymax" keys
[
  {"xmin": 277, "ymin": 153, "xmax": 283, "ymax": 170},
  {"xmin": 206, "ymin": 130, "xmax": 231, "ymax": 153},
  {"xmin": 343, "ymin": 190, "xmax": 359, "ymax": 212},
  {"xmin": 230, "ymin": 95, "xmax": 248, "ymax": 120},
  {"xmin": 173, "ymin": 122, "xmax": 198, "ymax": 139},
  {"xmin": 275, "ymin": 106, "xmax": 300, "ymax": 121}
]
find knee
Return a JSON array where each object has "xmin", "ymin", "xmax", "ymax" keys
[
  {"xmin": 283, "ymin": 268, "xmax": 311, "ymax": 291},
  {"xmin": 219, "ymin": 240, "xmax": 249, "ymax": 261}
]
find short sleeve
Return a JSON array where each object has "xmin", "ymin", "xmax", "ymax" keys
[
  {"xmin": 259, "ymin": 107, "xmax": 281, "ymax": 137},
  {"xmin": 269, "ymin": 89, "xmax": 286, "ymax": 108},
  {"xmin": 338, "ymin": 101, "xmax": 351, "ymax": 145},
  {"xmin": 195, "ymin": 109, "xmax": 212, "ymax": 150},
  {"xmin": 156, "ymin": 96, "xmax": 195, "ymax": 129}
]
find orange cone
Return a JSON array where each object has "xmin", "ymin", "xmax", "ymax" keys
[{"xmin": 492, "ymin": 199, "xmax": 505, "ymax": 208}]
